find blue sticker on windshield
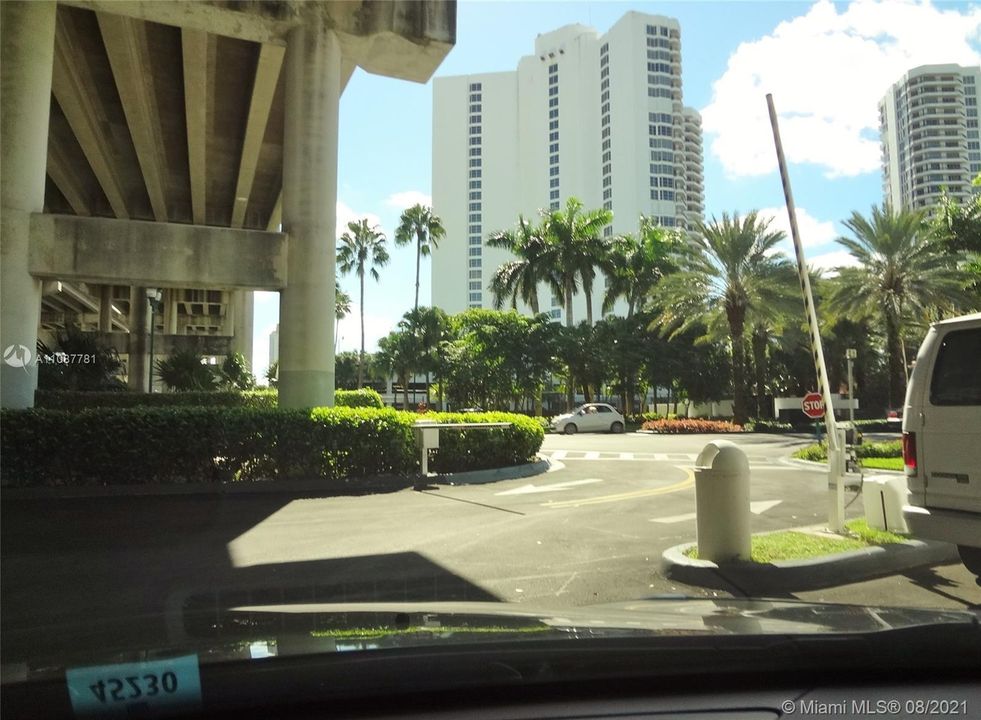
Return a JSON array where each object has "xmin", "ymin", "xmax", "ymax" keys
[{"xmin": 65, "ymin": 654, "xmax": 201, "ymax": 717}]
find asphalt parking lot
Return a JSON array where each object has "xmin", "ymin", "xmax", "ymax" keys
[{"xmin": 2, "ymin": 431, "xmax": 978, "ymax": 666}]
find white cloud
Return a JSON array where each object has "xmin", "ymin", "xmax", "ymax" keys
[
  {"xmin": 758, "ymin": 206, "xmax": 838, "ymax": 248},
  {"xmin": 808, "ymin": 249, "xmax": 862, "ymax": 275},
  {"xmin": 335, "ymin": 305, "xmax": 397, "ymax": 353},
  {"xmin": 701, "ymin": 0, "xmax": 981, "ymax": 178},
  {"xmin": 385, "ymin": 190, "xmax": 432, "ymax": 210},
  {"xmin": 336, "ymin": 200, "xmax": 383, "ymax": 239}
]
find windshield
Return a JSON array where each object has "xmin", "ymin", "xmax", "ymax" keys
[{"xmin": 2, "ymin": 0, "xmax": 980, "ymax": 716}]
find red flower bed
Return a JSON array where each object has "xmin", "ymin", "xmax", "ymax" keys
[{"xmin": 641, "ymin": 418, "xmax": 743, "ymax": 434}]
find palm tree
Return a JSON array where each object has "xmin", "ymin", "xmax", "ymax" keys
[
  {"xmin": 603, "ymin": 216, "xmax": 679, "ymax": 318},
  {"xmin": 399, "ymin": 306, "xmax": 453, "ymax": 409},
  {"xmin": 334, "ymin": 282, "xmax": 352, "ymax": 350},
  {"xmin": 539, "ymin": 197, "xmax": 614, "ymax": 327},
  {"xmin": 337, "ymin": 218, "xmax": 389, "ymax": 388},
  {"xmin": 377, "ymin": 329, "xmax": 416, "ymax": 410},
  {"xmin": 395, "ymin": 204, "xmax": 446, "ymax": 313},
  {"xmin": 487, "ymin": 216, "xmax": 555, "ymax": 314},
  {"xmin": 654, "ymin": 211, "xmax": 797, "ymax": 424},
  {"xmin": 335, "ymin": 283, "xmax": 352, "ymax": 321},
  {"xmin": 828, "ymin": 204, "xmax": 971, "ymax": 408}
]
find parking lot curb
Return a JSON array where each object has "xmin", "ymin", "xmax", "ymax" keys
[
  {"xmin": 660, "ymin": 535, "xmax": 960, "ymax": 593},
  {"xmin": 432, "ymin": 457, "xmax": 551, "ymax": 486}
]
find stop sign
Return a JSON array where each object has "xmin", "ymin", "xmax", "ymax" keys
[{"xmin": 801, "ymin": 392, "xmax": 825, "ymax": 419}]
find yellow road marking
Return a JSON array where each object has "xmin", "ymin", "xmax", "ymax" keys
[{"xmin": 543, "ymin": 469, "xmax": 695, "ymax": 509}]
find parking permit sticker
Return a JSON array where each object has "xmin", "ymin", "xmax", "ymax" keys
[{"xmin": 65, "ymin": 654, "xmax": 201, "ymax": 717}]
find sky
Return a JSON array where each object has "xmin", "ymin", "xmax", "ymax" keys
[{"xmin": 251, "ymin": 0, "xmax": 981, "ymax": 382}]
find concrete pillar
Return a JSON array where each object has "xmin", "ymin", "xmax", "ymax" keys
[
  {"xmin": 99, "ymin": 286, "xmax": 113, "ymax": 332},
  {"xmin": 231, "ymin": 291, "xmax": 254, "ymax": 366},
  {"xmin": 1, "ymin": 2, "xmax": 56, "ymax": 408},
  {"xmin": 127, "ymin": 287, "xmax": 150, "ymax": 391},
  {"xmin": 279, "ymin": 20, "xmax": 339, "ymax": 408},
  {"xmin": 163, "ymin": 289, "xmax": 178, "ymax": 335}
]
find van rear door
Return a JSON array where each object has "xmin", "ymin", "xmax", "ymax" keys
[{"xmin": 922, "ymin": 325, "xmax": 981, "ymax": 513}]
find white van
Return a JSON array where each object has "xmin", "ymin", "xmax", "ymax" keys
[{"xmin": 902, "ymin": 312, "xmax": 981, "ymax": 578}]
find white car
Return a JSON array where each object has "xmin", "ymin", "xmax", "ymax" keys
[
  {"xmin": 901, "ymin": 312, "xmax": 981, "ymax": 578},
  {"xmin": 551, "ymin": 403, "xmax": 626, "ymax": 435}
]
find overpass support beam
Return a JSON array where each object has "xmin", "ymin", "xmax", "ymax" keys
[
  {"xmin": 1, "ymin": 1, "xmax": 56, "ymax": 408},
  {"xmin": 278, "ymin": 20, "xmax": 339, "ymax": 408}
]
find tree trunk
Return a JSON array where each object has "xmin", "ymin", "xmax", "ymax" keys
[
  {"xmin": 402, "ymin": 372, "xmax": 409, "ymax": 411},
  {"xmin": 414, "ymin": 235, "xmax": 422, "ymax": 313},
  {"xmin": 425, "ymin": 370, "xmax": 430, "ymax": 406},
  {"xmin": 730, "ymin": 320, "xmax": 747, "ymax": 425},
  {"xmin": 530, "ymin": 290, "xmax": 540, "ymax": 315},
  {"xmin": 534, "ymin": 386, "xmax": 543, "ymax": 416},
  {"xmin": 358, "ymin": 273, "xmax": 365, "ymax": 388},
  {"xmin": 564, "ymin": 278, "xmax": 574, "ymax": 327},
  {"xmin": 751, "ymin": 326, "xmax": 769, "ymax": 419},
  {"xmin": 585, "ymin": 284, "xmax": 593, "ymax": 325},
  {"xmin": 885, "ymin": 310, "xmax": 905, "ymax": 409}
]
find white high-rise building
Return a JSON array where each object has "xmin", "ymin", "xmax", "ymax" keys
[
  {"xmin": 431, "ymin": 12, "xmax": 704, "ymax": 320},
  {"xmin": 879, "ymin": 64, "xmax": 981, "ymax": 213}
]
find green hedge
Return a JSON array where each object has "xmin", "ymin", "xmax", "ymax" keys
[
  {"xmin": 335, "ymin": 388, "xmax": 384, "ymax": 408},
  {"xmin": 421, "ymin": 412, "xmax": 545, "ymax": 473},
  {"xmin": 36, "ymin": 388, "xmax": 389, "ymax": 411},
  {"xmin": 744, "ymin": 419, "xmax": 794, "ymax": 433},
  {"xmin": 0, "ymin": 407, "xmax": 543, "ymax": 487},
  {"xmin": 34, "ymin": 389, "xmax": 278, "ymax": 410}
]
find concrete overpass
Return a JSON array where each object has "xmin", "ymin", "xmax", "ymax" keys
[{"xmin": 1, "ymin": 0, "xmax": 455, "ymax": 407}]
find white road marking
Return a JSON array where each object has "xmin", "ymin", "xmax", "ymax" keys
[
  {"xmin": 541, "ymin": 450, "xmax": 774, "ymax": 464},
  {"xmin": 495, "ymin": 478, "xmax": 604, "ymax": 496},
  {"xmin": 649, "ymin": 499, "xmax": 783, "ymax": 524},
  {"xmin": 650, "ymin": 512, "xmax": 697, "ymax": 524},
  {"xmin": 555, "ymin": 571, "xmax": 578, "ymax": 596},
  {"xmin": 750, "ymin": 499, "xmax": 782, "ymax": 514}
]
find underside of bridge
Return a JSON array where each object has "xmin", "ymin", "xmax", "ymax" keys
[{"xmin": 1, "ymin": 0, "xmax": 456, "ymax": 407}]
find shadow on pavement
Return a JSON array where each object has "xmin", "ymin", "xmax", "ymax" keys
[
  {"xmin": 902, "ymin": 564, "xmax": 981, "ymax": 607},
  {"xmin": 1, "ymin": 494, "xmax": 499, "ymax": 666}
]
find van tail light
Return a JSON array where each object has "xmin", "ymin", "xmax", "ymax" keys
[{"xmin": 903, "ymin": 432, "xmax": 917, "ymax": 474}]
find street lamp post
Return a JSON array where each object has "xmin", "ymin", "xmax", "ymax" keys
[
  {"xmin": 846, "ymin": 348, "xmax": 857, "ymax": 426},
  {"xmin": 146, "ymin": 288, "xmax": 163, "ymax": 393}
]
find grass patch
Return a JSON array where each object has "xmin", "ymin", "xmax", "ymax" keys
[
  {"xmin": 792, "ymin": 440, "xmax": 902, "ymax": 464},
  {"xmin": 860, "ymin": 457, "xmax": 904, "ymax": 471},
  {"xmin": 844, "ymin": 518, "xmax": 906, "ymax": 544},
  {"xmin": 684, "ymin": 517, "xmax": 906, "ymax": 563}
]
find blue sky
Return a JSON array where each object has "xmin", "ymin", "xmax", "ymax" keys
[{"xmin": 252, "ymin": 0, "xmax": 981, "ymax": 381}]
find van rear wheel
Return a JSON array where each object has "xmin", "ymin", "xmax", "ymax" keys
[{"xmin": 957, "ymin": 545, "xmax": 981, "ymax": 577}]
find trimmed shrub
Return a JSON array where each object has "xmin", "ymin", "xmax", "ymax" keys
[
  {"xmin": 34, "ymin": 389, "xmax": 278, "ymax": 410},
  {"xmin": 853, "ymin": 419, "xmax": 902, "ymax": 432},
  {"xmin": 626, "ymin": 412, "xmax": 663, "ymax": 425},
  {"xmin": 335, "ymin": 388, "xmax": 384, "ymax": 408},
  {"xmin": 0, "ymin": 407, "xmax": 544, "ymax": 488},
  {"xmin": 641, "ymin": 418, "xmax": 743, "ymax": 434},
  {"xmin": 744, "ymin": 419, "xmax": 794, "ymax": 433},
  {"xmin": 423, "ymin": 412, "xmax": 545, "ymax": 473}
]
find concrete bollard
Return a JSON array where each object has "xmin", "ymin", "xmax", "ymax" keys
[{"xmin": 695, "ymin": 440, "xmax": 751, "ymax": 563}]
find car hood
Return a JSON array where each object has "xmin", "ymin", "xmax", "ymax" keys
[
  {"xmin": 551, "ymin": 413, "xmax": 573, "ymax": 424},
  {"xmin": 6, "ymin": 598, "xmax": 976, "ymax": 681}
]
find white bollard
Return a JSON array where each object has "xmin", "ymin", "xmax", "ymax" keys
[{"xmin": 695, "ymin": 440, "xmax": 752, "ymax": 563}]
